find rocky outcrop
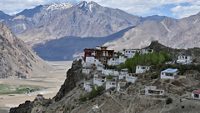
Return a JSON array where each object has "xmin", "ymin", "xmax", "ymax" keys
[
  {"xmin": 9, "ymin": 101, "xmax": 33, "ymax": 113},
  {"xmin": 54, "ymin": 60, "xmax": 84, "ymax": 101}
]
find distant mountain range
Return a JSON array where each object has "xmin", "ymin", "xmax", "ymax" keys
[
  {"xmin": 1, "ymin": 1, "xmax": 140, "ymax": 45},
  {"xmin": 105, "ymin": 12, "xmax": 200, "ymax": 50},
  {"xmin": 0, "ymin": 1, "xmax": 200, "ymax": 61}
]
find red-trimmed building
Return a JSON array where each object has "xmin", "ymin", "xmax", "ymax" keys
[{"xmin": 84, "ymin": 46, "xmax": 114, "ymax": 65}]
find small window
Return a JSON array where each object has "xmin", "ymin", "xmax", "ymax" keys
[
  {"xmin": 141, "ymin": 67, "xmax": 146, "ymax": 69},
  {"xmin": 194, "ymin": 94, "xmax": 199, "ymax": 98}
]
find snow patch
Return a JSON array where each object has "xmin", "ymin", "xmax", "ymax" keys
[
  {"xmin": 79, "ymin": 1, "xmax": 88, "ymax": 8},
  {"xmin": 78, "ymin": 1, "xmax": 95, "ymax": 12},
  {"xmin": 46, "ymin": 3, "xmax": 72, "ymax": 11},
  {"xmin": 88, "ymin": 3, "xmax": 94, "ymax": 12},
  {"xmin": 193, "ymin": 18, "xmax": 199, "ymax": 24},
  {"xmin": 13, "ymin": 15, "xmax": 26, "ymax": 20}
]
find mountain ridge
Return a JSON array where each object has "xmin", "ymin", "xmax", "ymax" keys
[
  {"xmin": 104, "ymin": 11, "xmax": 200, "ymax": 50},
  {"xmin": 1, "ymin": 1, "xmax": 141, "ymax": 46}
]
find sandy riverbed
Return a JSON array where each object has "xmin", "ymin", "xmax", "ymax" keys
[{"xmin": 0, "ymin": 61, "xmax": 72, "ymax": 113}]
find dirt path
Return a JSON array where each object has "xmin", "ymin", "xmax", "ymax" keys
[{"xmin": 0, "ymin": 61, "xmax": 72, "ymax": 113}]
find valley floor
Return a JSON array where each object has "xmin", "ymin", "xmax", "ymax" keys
[{"xmin": 0, "ymin": 61, "xmax": 72, "ymax": 113}]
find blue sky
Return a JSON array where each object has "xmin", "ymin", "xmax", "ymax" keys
[{"xmin": 0, "ymin": 0, "xmax": 200, "ymax": 18}]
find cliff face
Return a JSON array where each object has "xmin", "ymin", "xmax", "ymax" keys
[
  {"xmin": 10, "ymin": 60, "xmax": 84, "ymax": 113},
  {"xmin": 54, "ymin": 60, "xmax": 84, "ymax": 101}
]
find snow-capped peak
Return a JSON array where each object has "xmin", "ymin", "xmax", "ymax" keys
[
  {"xmin": 46, "ymin": 3, "xmax": 73, "ymax": 11},
  {"xmin": 78, "ymin": 1, "xmax": 88, "ymax": 8},
  {"xmin": 78, "ymin": 1, "xmax": 97, "ymax": 12}
]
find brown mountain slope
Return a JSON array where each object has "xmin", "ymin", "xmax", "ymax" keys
[
  {"xmin": 0, "ymin": 23, "xmax": 48, "ymax": 78},
  {"xmin": 104, "ymin": 12, "xmax": 200, "ymax": 50}
]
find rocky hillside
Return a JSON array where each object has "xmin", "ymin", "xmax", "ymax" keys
[
  {"xmin": 10, "ymin": 60, "xmax": 84, "ymax": 113},
  {"xmin": 2, "ymin": 1, "xmax": 140, "ymax": 46},
  {"xmin": 10, "ymin": 42, "xmax": 200, "ymax": 113},
  {"xmin": 104, "ymin": 12, "xmax": 200, "ymax": 50},
  {"xmin": 0, "ymin": 23, "xmax": 48, "ymax": 78}
]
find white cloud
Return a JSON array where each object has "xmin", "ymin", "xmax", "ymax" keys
[
  {"xmin": 171, "ymin": 5, "xmax": 200, "ymax": 18},
  {"xmin": 83, "ymin": 0, "xmax": 197, "ymax": 15},
  {"xmin": 171, "ymin": 1, "xmax": 200, "ymax": 18},
  {"xmin": 0, "ymin": 0, "xmax": 200, "ymax": 18},
  {"xmin": 0, "ymin": 0, "xmax": 79, "ymax": 14},
  {"xmin": 0, "ymin": 0, "xmax": 45, "ymax": 14},
  {"xmin": 84, "ymin": 0, "xmax": 200, "ymax": 18}
]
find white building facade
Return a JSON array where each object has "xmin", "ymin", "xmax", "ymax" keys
[
  {"xmin": 93, "ymin": 75, "xmax": 106, "ymax": 86},
  {"xmin": 84, "ymin": 81, "xmax": 93, "ymax": 92},
  {"xmin": 125, "ymin": 75, "xmax": 137, "ymax": 83},
  {"xmin": 177, "ymin": 55, "xmax": 192, "ymax": 64},
  {"xmin": 136, "ymin": 65, "xmax": 150, "ymax": 74},
  {"xmin": 123, "ymin": 49, "xmax": 139, "ymax": 58},
  {"xmin": 107, "ymin": 56, "xmax": 127, "ymax": 66},
  {"xmin": 160, "ymin": 68, "xmax": 179, "ymax": 79}
]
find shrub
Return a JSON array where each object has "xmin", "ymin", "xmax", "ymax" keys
[
  {"xmin": 106, "ymin": 75, "xmax": 113, "ymax": 80},
  {"xmin": 120, "ymin": 52, "xmax": 171, "ymax": 73},
  {"xmin": 79, "ymin": 86, "xmax": 104, "ymax": 102},
  {"xmin": 150, "ymin": 72, "xmax": 159, "ymax": 79},
  {"xmin": 166, "ymin": 97, "xmax": 173, "ymax": 104}
]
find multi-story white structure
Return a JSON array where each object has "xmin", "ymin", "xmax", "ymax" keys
[
  {"xmin": 125, "ymin": 75, "xmax": 137, "ymax": 83},
  {"xmin": 135, "ymin": 65, "xmax": 150, "ymax": 74},
  {"xmin": 82, "ymin": 68, "xmax": 91, "ymax": 74},
  {"xmin": 177, "ymin": 55, "xmax": 192, "ymax": 64},
  {"xmin": 123, "ymin": 48, "xmax": 154, "ymax": 59},
  {"xmin": 93, "ymin": 74, "xmax": 106, "ymax": 86},
  {"xmin": 105, "ymin": 77, "xmax": 118, "ymax": 90},
  {"xmin": 140, "ymin": 49, "xmax": 154, "ymax": 54},
  {"xmin": 107, "ymin": 56, "xmax": 127, "ymax": 66},
  {"xmin": 123, "ymin": 49, "xmax": 139, "ymax": 58},
  {"xmin": 119, "ymin": 69, "xmax": 129, "ymax": 80},
  {"xmin": 102, "ymin": 69, "xmax": 119, "ymax": 76}
]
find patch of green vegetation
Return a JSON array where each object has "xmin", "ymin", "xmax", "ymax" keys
[
  {"xmin": 0, "ymin": 84, "xmax": 41, "ymax": 95},
  {"xmin": 166, "ymin": 97, "xmax": 173, "ymax": 104},
  {"xmin": 106, "ymin": 75, "xmax": 113, "ymax": 80},
  {"xmin": 79, "ymin": 86, "xmax": 104, "ymax": 102},
  {"xmin": 120, "ymin": 52, "xmax": 171, "ymax": 73}
]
